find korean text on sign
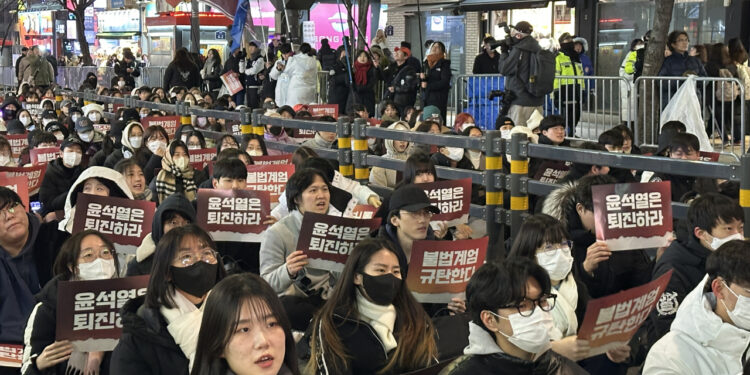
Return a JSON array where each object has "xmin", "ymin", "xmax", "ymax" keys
[
  {"xmin": 605, "ymin": 192, "xmax": 664, "ymax": 229},
  {"xmin": 84, "ymin": 203, "xmax": 145, "ymax": 237},
  {"xmin": 418, "ymin": 178, "xmax": 472, "ymax": 223},
  {"xmin": 297, "ymin": 213, "xmax": 382, "ymax": 273},
  {"xmin": 206, "ymin": 196, "xmax": 263, "ymax": 226},
  {"xmin": 71, "ymin": 288, "xmax": 146, "ymax": 331},
  {"xmin": 309, "ymin": 223, "xmax": 372, "ymax": 256},
  {"xmin": 419, "ymin": 248, "xmax": 480, "ymax": 286}
]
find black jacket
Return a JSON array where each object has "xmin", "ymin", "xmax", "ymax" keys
[
  {"xmin": 202, "ymin": 57, "xmax": 223, "ymax": 92},
  {"xmin": 387, "ymin": 62, "xmax": 418, "ymax": 111},
  {"xmin": 406, "ymin": 56, "xmax": 422, "ymax": 74},
  {"xmin": 423, "ymin": 59, "xmax": 452, "ymax": 117},
  {"xmin": 163, "ymin": 62, "xmax": 201, "ymax": 92},
  {"xmin": 472, "ymin": 51, "xmax": 500, "ymax": 74},
  {"xmin": 649, "ymin": 173, "xmax": 697, "ymax": 203},
  {"xmin": 444, "ymin": 350, "xmax": 588, "ymax": 375},
  {"xmin": 318, "ymin": 312, "xmax": 397, "ymax": 374},
  {"xmin": 352, "ymin": 65, "xmax": 377, "ymax": 116},
  {"xmin": 328, "ymin": 58, "xmax": 351, "ymax": 115},
  {"xmin": 38, "ymin": 158, "xmax": 83, "ymax": 216},
  {"xmin": 110, "ymin": 297, "xmax": 190, "ymax": 375},
  {"xmin": 499, "ymin": 36, "xmax": 546, "ymax": 107},
  {"xmin": 317, "ymin": 45, "xmax": 337, "ymax": 71},
  {"xmin": 113, "ymin": 59, "xmax": 140, "ymax": 88}
]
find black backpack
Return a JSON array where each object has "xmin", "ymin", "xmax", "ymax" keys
[{"xmin": 527, "ymin": 49, "xmax": 556, "ymax": 97}]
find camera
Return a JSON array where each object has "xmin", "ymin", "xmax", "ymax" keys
[
  {"xmin": 488, "ymin": 90, "xmax": 517, "ymax": 118},
  {"xmin": 490, "ymin": 23, "xmax": 515, "ymax": 52}
]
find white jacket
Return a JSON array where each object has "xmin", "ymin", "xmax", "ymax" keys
[
  {"xmin": 276, "ymin": 53, "xmax": 318, "ymax": 107},
  {"xmin": 643, "ymin": 275, "xmax": 750, "ymax": 375}
]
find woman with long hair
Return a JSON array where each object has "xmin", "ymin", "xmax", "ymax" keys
[
  {"xmin": 305, "ymin": 238, "xmax": 437, "ymax": 374},
  {"xmin": 152, "ymin": 140, "xmax": 208, "ymax": 204},
  {"xmin": 163, "ymin": 48, "xmax": 202, "ymax": 92},
  {"xmin": 279, "ymin": 43, "xmax": 318, "ymax": 106},
  {"xmin": 201, "ymin": 48, "xmax": 223, "ymax": 93}
]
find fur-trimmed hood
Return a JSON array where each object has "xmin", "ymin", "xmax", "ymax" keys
[{"xmin": 541, "ymin": 180, "xmax": 578, "ymax": 228}]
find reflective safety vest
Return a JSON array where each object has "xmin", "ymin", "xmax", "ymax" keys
[
  {"xmin": 621, "ymin": 50, "xmax": 638, "ymax": 75},
  {"xmin": 554, "ymin": 52, "xmax": 584, "ymax": 89}
]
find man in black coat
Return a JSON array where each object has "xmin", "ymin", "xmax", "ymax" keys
[
  {"xmin": 223, "ymin": 47, "xmax": 246, "ymax": 105},
  {"xmin": 113, "ymin": 50, "xmax": 141, "ymax": 89},
  {"xmin": 386, "ymin": 46, "xmax": 418, "ymax": 115},
  {"xmin": 401, "ymin": 41, "xmax": 422, "ymax": 74},
  {"xmin": 15, "ymin": 47, "xmax": 28, "ymax": 80},
  {"xmin": 472, "ymin": 37, "xmax": 500, "ymax": 74},
  {"xmin": 38, "ymin": 137, "xmax": 85, "ymax": 217}
]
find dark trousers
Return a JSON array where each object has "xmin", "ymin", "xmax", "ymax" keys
[{"xmin": 557, "ymin": 84, "xmax": 582, "ymax": 137}]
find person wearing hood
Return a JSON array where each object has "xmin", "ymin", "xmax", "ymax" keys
[
  {"xmin": 327, "ymin": 46, "xmax": 351, "ymax": 115},
  {"xmin": 17, "ymin": 46, "xmax": 55, "ymax": 89},
  {"xmin": 619, "ymin": 39, "xmax": 645, "ymax": 124},
  {"xmin": 104, "ymin": 121, "xmax": 146, "ymax": 168},
  {"xmin": 82, "ymin": 72, "xmax": 98, "ymax": 90},
  {"xmin": 21, "ymin": 230, "xmax": 119, "ymax": 375},
  {"xmin": 58, "ymin": 166, "xmax": 134, "ymax": 234},
  {"xmin": 152, "ymin": 140, "xmax": 208, "ymax": 204},
  {"xmin": 115, "ymin": 158, "xmax": 153, "ymax": 202},
  {"xmin": 554, "ymin": 34, "xmax": 584, "ymax": 137},
  {"xmin": 644, "ymin": 241, "xmax": 750, "ymax": 375},
  {"xmin": 111, "ymin": 225, "xmax": 226, "ymax": 375},
  {"xmin": 38, "ymin": 137, "xmax": 85, "ymax": 217},
  {"xmin": 262, "ymin": 111, "xmax": 296, "ymax": 155},
  {"xmin": 370, "ymin": 121, "xmax": 411, "ymax": 189},
  {"xmin": 277, "ymin": 43, "xmax": 318, "ymax": 107},
  {"xmin": 82, "ymin": 103, "xmax": 106, "ymax": 126},
  {"xmin": 441, "ymin": 258, "xmax": 587, "ymax": 375},
  {"xmin": 5, "ymin": 119, "xmax": 26, "ymax": 135},
  {"xmin": 1, "ymin": 96, "xmax": 22, "ymax": 122},
  {"xmin": 126, "ymin": 193, "xmax": 195, "ymax": 277},
  {"xmin": 421, "ymin": 42, "xmax": 452, "ymax": 123}
]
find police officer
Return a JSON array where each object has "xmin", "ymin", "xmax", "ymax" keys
[{"xmin": 554, "ymin": 33, "xmax": 584, "ymax": 137}]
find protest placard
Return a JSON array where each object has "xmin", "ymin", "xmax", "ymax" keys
[
  {"xmin": 56, "ymin": 275, "xmax": 149, "ymax": 352},
  {"xmin": 30, "ymin": 147, "xmax": 61, "ymax": 165},
  {"xmin": 308, "ymin": 104, "xmax": 339, "ymax": 118},
  {"xmin": 699, "ymin": 151, "xmax": 720, "ymax": 162},
  {"xmin": 5, "ymin": 134, "xmax": 28, "ymax": 158},
  {"xmin": 221, "ymin": 71, "xmax": 244, "ymax": 95},
  {"xmin": 417, "ymin": 178, "xmax": 472, "ymax": 227},
  {"xmin": 0, "ymin": 344, "xmax": 23, "ymax": 368},
  {"xmin": 343, "ymin": 204, "xmax": 378, "ymax": 219},
  {"xmin": 73, "ymin": 194, "xmax": 155, "ymax": 254},
  {"xmin": 196, "ymin": 189, "xmax": 271, "ymax": 242},
  {"xmin": 297, "ymin": 213, "xmax": 381, "ymax": 272},
  {"xmin": 93, "ymin": 123, "xmax": 111, "ymax": 133},
  {"xmin": 142, "ymin": 116, "xmax": 180, "ymax": 138},
  {"xmin": 592, "ymin": 181, "xmax": 673, "ymax": 251},
  {"xmin": 189, "ymin": 148, "xmax": 217, "ymax": 170},
  {"xmin": 246, "ymin": 164, "xmax": 295, "ymax": 203},
  {"xmin": 293, "ymin": 128, "xmax": 316, "ymax": 139},
  {"xmin": 406, "ymin": 237, "xmax": 488, "ymax": 303},
  {"xmin": 251, "ymin": 154, "xmax": 293, "ymax": 165},
  {"xmin": 0, "ymin": 174, "xmax": 29, "ymax": 210},
  {"xmin": 533, "ymin": 160, "xmax": 571, "ymax": 184},
  {"xmin": 577, "ymin": 270, "xmax": 672, "ymax": 356},
  {"xmin": 0, "ymin": 165, "xmax": 46, "ymax": 195}
]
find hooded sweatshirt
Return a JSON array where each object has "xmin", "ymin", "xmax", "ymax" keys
[
  {"xmin": 300, "ymin": 132, "xmax": 335, "ymax": 150},
  {"xmin": 58, "ymin": 167, "xmax": 134, "ymax": 233},
  {"xmin": 369, "ymin": 122, "xmax": 411, "ymax": 189}
]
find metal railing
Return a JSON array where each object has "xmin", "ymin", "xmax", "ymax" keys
[{"xmin": 0, "ymin": 66, "xmax": 167, "ymax": 89}]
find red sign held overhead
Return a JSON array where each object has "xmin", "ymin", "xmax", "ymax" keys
[
  {"xmin": 73, "ymin": 194, "xmax": 156, "ymax": 255},
  {"xmin": 308, "ymin": 104, "xmax": 339, "ymax": 119},
  {"xmin": 142, "ymin": 116, "xmax": 180, "ymax": 138},
  {"xmin": 196, "ymin": 189, "xmax": 272, "ymax": 242},
  {"xmin": 251, "ymin": 154, "xmax": 293, "ymax": 165}
]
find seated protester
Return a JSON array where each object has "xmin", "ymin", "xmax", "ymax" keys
[
  {"xmin": 111, "ymin": 225, "xmax": 226, "ymax": 375},
  {"xmin": 263, "ymin": 113, "xmax": 297, "ymax": 156},
  {"xmin": 82, "ymin": 103, "xmax": 106, "ymax": 127},
  {"xmin": 496, "ymin": 116, "xmax": 515, "ymax": 135},
  {"xmin": 650, "ymin": 121, "xmax": 687, "ymax": 158},
  {"xmin": 351, "ymin": 103, "xmax": 370, "ymax": 119},
  {"xmin": 304, "ymin": 238, "xmax": 438, "ymax": 374},
  {"xmin": 40, "ymin": 110, "xmax": 57, "ymax": 130},
  {"xmin": 22, "ymin": 230, "xmax": 119, "ymax": 375},
  {"xmin": 529, "ymin": 115, "xmax": 571, "ymax": 179},
  {"xmin": 300, "ymin": 129, "xmax": 337, "ymax": 150},
  {"xmin": 74, "ymin": 118, "xmax": 105, "ymax": 166},
  {"xmin": 216, "ymin": 134, "xmax": 239, "ymax": 154},
  {"xmin": 542, "ymin": 174, "xmax": 653, "ymax": 299},
  {"xmin": 556, "ymin": 142, "xmax": 610, "ymax": 185},
  {"xmin": 104, "ymin": 121, "xmax": 146, "ymax": 168},
  {"xmin": 277, "ymin": 105, "xmax": 296, "ymax": 119},
  {"xmin": 191, "ymin": 273, "xmax": 300, "ymax": 375},
  {"xmin": 381, "ymin": 100, "xmax": 401, "ymax": 122},
  {"xmin": 115, "ymin": 159, "xmax": 152, "ymax": 201},
  {"xmin": 184, "ymin": 131, "xmax": 207, "ymax": 150},
  {"xmin": 370, "ymin": 121, "xmax": 412, "ymax": 189},
  {"xmin": 20, "ymin": 131, "xmax": 58, "ymax": 166},
  {"xmin": 142, "ymin": 125, "xmax": 170, "ymax": 182},
  {"xmin": 462, "ymin": 125, "xmax": 484, "ymax": 170},
  {"xmin": 17, "ymin": 110, "xmax": 35, "ymax": 132},
  {"xmin": 643, "ymin": 240, "xmax": 750, "ymax": 375},
  {"xmin": 611, "ymin": 124, "xmax": 640, "ymax": 155},
  {"xmin": 62, "ymin": 107, "xmax": 83, "ymax": 131},
  {"xmin": 407, "ymin": 120, "xmax": 441, "ymax": 156},
  {"xmin": 242, "ymin": 133, "xmax": 269, "ymax": 157},
  {"xmin": 441, "ymin": 258, "xmax": 587, "ymax": 375},
  {"xmin": 0, "ymin": 137, "xmax": 16, "ymax": 167},
  {"xmin": 431, "ymin": 144, "xmax": 473, "ymax": 171},
  {"xmin": 58, "ymin": 166, "xmax": 133, "ymax": 234},
  {"xmin": 648, "ymin": 132, "xmax": 706, "ymax": 202},
  {"xmin": 259, "ymin": 168, "xmax": 342, "ymax": 330},
  {"xmin": 0, "ymin": 187, "xmax": 69, "ymax": 355},
  {"xmin": 596, "ymin": 130, "xmax": 635, "ymax": 184},
  {"xmin": 152, "ymin": 140, "xmax": 209, "ymax": 204},
  {"xmin": 647, "ymin": 193, "xmax": 743, "ymax": 344},
  {"xmin": 126, "ymin": 193, "xmax": 195, "ymax": 277},
  {"xmin": 197, "ymin": 148, "xmax": 253, "ymax": 189},
  {"xmin": 44, "ymin": 122, "xmax": 68, "ymax": 142},
  {"xmin": 38, "ymin": 137, "xmax": 85, "ymax": 217}
]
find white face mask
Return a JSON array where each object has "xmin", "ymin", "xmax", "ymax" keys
[
  {"xmin": 444, "ymin": 147, "xmax": 464, "ymax": 162},
  {"xmin": 19, "ymin": 116, "xmax": 31, "ymax": 126},
  {"xmin": 709, "ymin": 233, "xmax": 744, "ymax": 251},
  {"xmin": 0, "ymin": 154, "xmax": 11, "ymax": 166},
  {"xmin": 148, "ymin": 140, "xmax": 167, "ymax": 154},
  {"xmin": 79, "ymin": 131, "xmax": 93, "ymax": 142},
  {"xmin": 248, "ymin": 149, "xmax": 263, "ymax": 157},
  {"xmin": 722, "ymin": 280, "xmax": 750, "ymax": 331},
  {"xmin": 501, "ymin": 129, "xmax": 512, "ymax": 140},
  {"xmin": 490, "ymin": 308, "xmax": 552, "ymax": 355},
  {"xmin": 54, "ymin": 132, "xmax": 64, "ymax": 141},
  {"xmin": 62, "ymin": 151, "xmax": 82, "ymax": 167},
  {"xmin": 118, "ymin": 81, "xmax": 126, "ymax": 88},
  {"xmin": 129, "ymin": 136, "xmax": 143, "ymax": 148},
  {"xmin": 88, "ymin": 113, "xmax": 101, "ymax": 122},
  {"xmin": 536, "ymin": 247, "xmax": 574, "ymax": 281},
  {"xmin": 77, "ymin": 258, "xmax": 116, "ymax": 281},
  {"xmin": 461, "ymin": 123, "xmax": 475, "ymax": 132},
  {"xmin": 71, "ymin": 115, "xmax": 80, "ymax": 123},
  {"xmin": 173, "ymin": 156, "xmax": 188, "ymax": 170}
]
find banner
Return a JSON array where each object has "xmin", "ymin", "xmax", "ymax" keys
[
  {"xmin": 251, "ymin": 154, "xmax": 292, "ymax": 165},
  {"xmin": 0, "ymin": 165, "xmax": 47, "ymax": 195},
  {"xmin": 142, "ymin": 116, "xmax": 180, "ymax": 138},
  {"xmin": 189, "ymin": 148, "xmax": 217, "ymax": 170},
  {"xmin": 73, "ymin": 194, "xmax": 155, "ymax": 254},
  {"xmin": 592, "ymin": 181, "xmax": 673, "ymax": 251},
  {"xmin": 246, "ymin": 164, "xmax": 294, "ymax": 203},
  {"xmin": 0, "ymin": 174, "xmax": 30, "ymax": 210},
  {"xmin": 577, "ymin": 270, "xmax": 672, "ymax": 356},
  {"xmin": 344, "ymin": 204, "xmax": 378, "ymax": 219},
  {"xmin": 406, "ymin": 237, "xmax": 488, "ymax": 303},
  {"xmin": 699, "ymin": 151, "xmax": 720, "ymax": 162},
  {"xmin": 293, "ymin": 128, "xmax": 316, "ymax": 139},
  {"xmin": 196, "ymin": 189, "xmax": 271, "ymax": 242},
  {"xmin": 56, "ymin": 275, "xmax": 149, "ymax": 352},
  {"xmin": 0, "ymin": 344, "xmax": 23, "ymax": 368},
  {"xmin": 297, "ymin": 213, "xmax": 381, "ymax": 272},
  {"xmin": 533, "ymin": 160, "xmax": 571, "ymax": 184},
  {"xmin": 5, "ymin": 134, "xmax": 29, "ymax": 158},
  {"xmin": 417, "ymin": 178, "xmax": 472, "ymax": 227},
  {"xmin": 30, "ymin": 147, "xmax": 61, "ymax": 165},
  {"xmin": 220, "ymin": 71, "xmax": 243, "ymax": 95},
  {"xmin": 308, "ymin": 104, "xmax": 338, "ymax": 118},
  {"xmin": 93, "ymin": 123, "xmax": 111, "ymax": 133}
]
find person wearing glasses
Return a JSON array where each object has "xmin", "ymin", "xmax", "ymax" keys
[
  {"xmin": 22, "ymin": 230, "xmax": 119, "ymax": 375},
  {"xmin": 442, "ymin": 257, "xmax": 587, "ymax": 374},
  {"xmin": 111, "ymin": 225, "xmax": 226, "ymax": 375}
]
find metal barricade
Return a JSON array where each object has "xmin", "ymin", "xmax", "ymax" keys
[
  {"xmin": 317, "ymin": 71, "xmax": 329, "ymax": 104},
  {"xmin": 634, "ymin": 76, "xmax": 747, "ymax": 155},
  {"xmin": 0, "ymin": 67, "xmax": 15, "ymax": 87}
]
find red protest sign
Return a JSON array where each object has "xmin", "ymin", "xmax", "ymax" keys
[
  {"xmin": 30, "ymin": 147, "xmax": 60, "ymax": 165},
  {"xmin": 344, "ymin": 204, "xmax": 378, "ymax": 219},
  {"xmin": 246, "ymin": 164, "xmax": 295, "ymax": 203},
  {"xmin": 189, "ymin": 148, "xmax": 217, "ymax": 170},
  {"xmin": 406, "ymin": 237, "xmax": 488, "ymax": 303},
  {"xmin": 417, "ymin": 178, "xmax": 472, "ymax": 225},
  {"xmin": 593, "ymin": 181, "xmax": 673, "ymax": 251},
  {"xmin": 293, "ymin": 128, "xmax": 316, "ymax": 139},
  {"xmin": 73, "ymin": 194, "xmax": 155, "ymax": 254},
  {"xmin": 297, "ymin": 212, "xmax": 381, "ymax": 272},
  {"xmin": 533, "ymin": 160, "xmax": 571, "ymax": 183},
  {"xmin": 221, "ymin": 71, "xmax": 243, "ymax": 95},
  {"xmin": 0, "ymin": 165, "xmax": 46, "ymax": 195},
  {"xmin": 142, "ymin": 116, "xmax": 180, "ymax": 138},
  {"xmin": 308, "ymin": 104, "xmax": 339, "ymax": 118},
  {"xmin": 251, "ymin": 154, "xmax": 293, "ymax": 165},
  {"xmin": 577, "ymin": 270, "xmax": 672, "ymax": 356},
  {"xmin": 0, "ymin": 174, "xmax": 29, "ymax": 210},
  {"xmin": 5, "ymin": 134, "xmax": 29, "ymax": 158},
  {"xmin": 0, "ymin": 344, "xmax": 23, "ymax": 368},
  {"xmin": 93, "ymin": 123, "xmax": 111, "ymax": 133},
  {"xmin": 196, "ymin": 189, "xmax": 271, "ymax": 242},
  {"xmin": 367, "ymin": 118, "xmax": 381, "ymax": 127},
  {"xmin": 56, "ymin": 275, "xmax": 149, "ymax": 352},
  {"xmin": 699, "ymin": 151, "xmax": 720, "ymax": 162}
]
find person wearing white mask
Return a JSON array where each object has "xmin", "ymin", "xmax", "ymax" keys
[
  {"xmin": 648, "ymin": 192, "xmax": 744, "ymax": 344},
  {"xmin": 152, "ymin": 140, "xmax": 208, "ymax": 205},
  {"xmin": 38, "ymin": 137, "xmax": 85, "ymax": 218},
  {"xmin": 432, "ymin": 144, "xmax": 472, "ymax": 171},
  {"xmin": 58, "ymin": 166, "xmax": 134, "ymax": 234},
  {"xmin": 184, "ymin": 132, "xmax": 206, "ymax": 151},
  {"xmin": 462, "ymin": 125, "xmax": 484, "ymax": 170},
  {"xmin": 142, "ymin": 125, "xmax": 170, "ymax": 182},
  {"xmin": 21, "ymin": 230, "xmax": 119, "ymax": 375},
  {"xmin": 442, "ymin": 258, "xmax": 587, "ymax": 374},
  {"xmin": 644, "ymin": 240, "xmax": 750, "ymax": 375},
  {"xmin": 82, "ymin": 103, "xmax": 105, "ymax": 125},
  {"xmin": 17, "ymin": 109, "xmax": 34, "ymax": 131},
  {"xmin": 104, "ymin": 122, "xmax": 145, "ymax": 168},
  {"xmin": 241, "ymin": 134, "xmax": 268, "ymax": 158},
  {"xmin": 369, "ymin": 121, "xmax": 412, "ymax": 189},
  {"xmin": 73, "ymin": 117, "xmax": 104, "ymax": 162}
]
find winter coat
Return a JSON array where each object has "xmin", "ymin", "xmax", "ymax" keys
[
  {"xmin": 163, "ymin": 62, "xmax": 201, "ymax": 92},
  {"xmin": 58, "ymin": 167, "xmax": 134, "ymax": 234},
  {"xmin": 264, "ymin": 131, "xmax": 296, "ymax": 156},
  {"xmin": 499, "ymin": 36, "xmax": 546, "ymax": 107},
  {"xmin": 0, "ymin": 215, "xmax": 68, "ymax": 345},
  {"xmin": 351, "ymin": 65, "xmax": 377, "ymax": 117},
  {"xmin": 113, "ymin": 59, "xmax": 141, "ymax": 88},
  {"xmin": 423, "ymin": 59, "xmax": 452, "ymax": 119},
  {"xmin": 659, "ymin": 52, "xmax": 707, "ymax": 78},
  {"xmin": 301, "ymin": 133, "xmax": 334, "ymax": 150},
  {"xmin": 643, "ymin": 275, "xmax": 750, "ymax": 375},
  {"xmin": 201, "ymin": 56, "xmax": 223, "ymax": 92},
  {"xmin": 317, "ymin": 45, "xmax": 337, "ymax": 71},
  {"xmin": 648, "ymin": 172, "xmax": 696, "ymax": 203},
  {"xmin": 109, "ymin": 297, "xmax": 190, "ymax": 375},
  {"xmin": 440, "ymin": 322, "xmax": 588, "ymax": 375},
  {"xmin": 387, "ymin": 62, "xmax": 419, "ymax": 112},
  {"xmin": 276, "ymin": 54, "xmax": 318, "ymax": 107},
  {"xmin": 104, "ymin": 122, "xmax": 151, "ymax": 169},
  {"xmin": 38, "ymin": 158, "xmax": 83, "ymax": 216},
  {"xmin": 18, "ymin": 55, "xmax": 55, "ymax": 87},
  {"xmin": 21, "ymin": 276, "xmax": 112, "ymax": 375},
  {"xmin": 328, "ymin": 58, "xmax": 351, "ymax": 114},
  {"xmin": 370, "ymin": 122, "xmax": 411, "ymax": 189},
  {"xmin": 472, "ymin": 51, "xmax": 500, "ymax": 74}
]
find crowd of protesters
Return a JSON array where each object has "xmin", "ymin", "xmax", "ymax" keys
[{"xmin": 1, "ymin": 22, "xmax": 750, "ymax": 375}]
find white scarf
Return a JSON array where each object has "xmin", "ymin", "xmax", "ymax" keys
[
  {"xmin": 160, "ymin": 289, "xmax": 208, "ymax": 370},
  {"xmin": 356, "ymin": 290, "xmax": 398, "ymax": 352},
  {"xmin": 549, "ymin": 273, "xmax": 579, "ymax": 340}
]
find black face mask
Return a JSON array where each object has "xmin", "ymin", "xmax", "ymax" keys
[
  {"xmin": 3, "ymin": 109, "xmax": 15, "ymax": 121},
  {"xmin": 361, "ymin": 273, "xmax": 402, "ymax": 306},
  {"xmin": 269, "ymin": 125, "xmax": 284, "ymax": 136},
  {"xmin": 169, "ymin": 262, "xmax": 218, "ymax": 298}
]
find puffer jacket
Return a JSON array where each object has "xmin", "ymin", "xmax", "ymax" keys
[{"xmin": 38, "ymin": 158, "xmax": 83, "ymax": 216}]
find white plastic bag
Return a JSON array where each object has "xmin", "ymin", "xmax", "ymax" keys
[{"xmin": 660, "ymin": 75, "xmax": 713, "ymax": 152}]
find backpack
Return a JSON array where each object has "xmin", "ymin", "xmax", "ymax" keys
[
  {"xmin": 715, "ymin": 68, "xmax": 740, "ymax": 102},
  {"xmin": 527, "ymin": 49, "xmax": 556, "ymax": 97}
]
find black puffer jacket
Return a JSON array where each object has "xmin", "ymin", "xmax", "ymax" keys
[
  {"xmin": 443, "ymin": 350, "xmax": 588, "ymax": 375},
  {"xmin": 387, "ymin": 62, "xmax": 418, "ymax": 112},
  {"xmin": 328, "ymin": 58, "xmax": 351, "ymax": 115},
  {"xmin": 38, "ymin": 158, "xmax": 83, "ymax": 216},
  {"xmin": 423, "ymin": 59, "xmax": 452, "ymax": 119}
]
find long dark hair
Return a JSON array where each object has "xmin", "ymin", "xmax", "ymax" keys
[
  {"xmin": 397, "ymin": 152, "xmax": 437, "ymax": 188},
  {"xmin": 508, "ymin": 214, "xmax": 569, "ymax": 260},
  {"xmin": 53, "ymin": 229, "xmax": 119, "ymax": 280},
  {"xmin": 307, "ymin": 238, "xmax": 437, "ymax": 374},
  {"xmin": 708, "ymin": 43, "xmax": 733, "ymax": 67},
  {"xmin": 191, "ymin": 273, "xmax": 299, "ymax": 375},
  {"xmin": 171, "ymin": 48, "xmax": 197, "ymax": 71},
  {"xmin": 207, "ymin": 48, "xmax": 222, "ymax": 66},
  {"xmin": 728, "ymin": 38, "xmax": 749, "ymax": 65},
  {"xmin": 241, "ymin": 133, "xmax": 269, "ymax": 156}
]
